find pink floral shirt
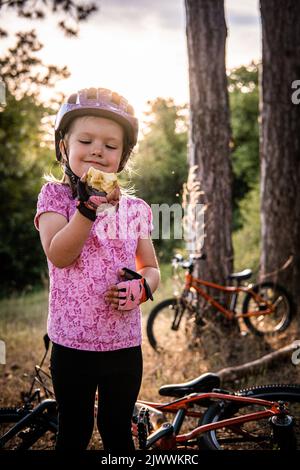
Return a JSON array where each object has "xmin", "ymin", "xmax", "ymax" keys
[{"xmin": 34, "ymin": 182, "xmax": 153, "ymax": 352}]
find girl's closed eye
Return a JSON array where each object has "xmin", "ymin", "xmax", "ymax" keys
[
  {"xmin": 79, "ymin": 140, "xmax": 91, "ymax": 144},
  {"xmin": 106, "ymin": 145, "xmax": 117, "ymax": 150}
]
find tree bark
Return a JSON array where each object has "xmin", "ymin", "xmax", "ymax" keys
[
  {"xmin": 259, "ymin": 1, "xmax": 300, "ymax": 313},
  {"xmin": 185, "ymin": 0, "xmax": 233, "ymax": 285}
]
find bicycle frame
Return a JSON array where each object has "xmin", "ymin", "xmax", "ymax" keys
[
  {"xmin": 182, "ymin": 271, "xmax": 275, "ymax": 321},
  {"xmin": 135, "ymin": 392, "xmax": 287, "ymax": 450}
]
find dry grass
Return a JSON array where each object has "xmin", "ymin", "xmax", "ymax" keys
[{"xmin": 0, "ymin": 277, "xmax": 299, "ymax": 450}]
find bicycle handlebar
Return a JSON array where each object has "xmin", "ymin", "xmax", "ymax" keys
[{"xmin": 172, "ymin": 253, "xmax": 206, "ymax": 270}]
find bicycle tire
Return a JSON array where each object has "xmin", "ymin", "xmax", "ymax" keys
[
  {"xmin": 242, "ymin": 282, "xmax": 293, "ymax": 335},
  {"xmin": 0, "ymin": 406, "xmax": 56, "ymax": 450},
  {"xmin": 199, "ymin": 384, "xmax": 300, "ymax": 450},
  {"xmin": 146, "ymin": 298, "xmax": 190, "ymax": 352}
]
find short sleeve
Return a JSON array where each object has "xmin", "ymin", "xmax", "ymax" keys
[
  {"xmin": 137, "ymin": 200, "xmax": 154, "ymax": 239},
  {"xmin": 34, "ymin": 182, "xmax": 72, "ymax": 230}
]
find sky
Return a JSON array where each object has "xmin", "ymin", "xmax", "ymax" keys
[{"xmin": 1, "ymin": 0, "xmax": 261, "ymax": 122}]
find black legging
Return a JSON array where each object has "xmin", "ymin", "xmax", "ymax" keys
[{"xmin": 50, "ymin": 342, "xmax": 143, "ymax": 452}]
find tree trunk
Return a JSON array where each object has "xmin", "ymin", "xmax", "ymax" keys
[
  {"xmin": 184, "ymin": 0, "xmax": 233, "ymax": 309},
  {"xmin": 259, "ymin": 1, "xmax": 300, "ymax": 313}
]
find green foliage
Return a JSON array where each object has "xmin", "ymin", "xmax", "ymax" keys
[
  {"xmin": 228, "ymin": 63, "xmax": 258, "ymax": 91},
  {"xmin": 229, "ymin": 63, "xmax": 259, "ymax": 230},
  {"xmin": 0, "ymin": 30, "xmax": 68, "ymax": 297},
  {"xmin": 233, "ymin": 184, "xmax": 260, "ymax": 275},
  {"xmin": 0, "ymin": 90, "xmax": 55, "ymax": 296},
  {"xmin": 131, "ymin": 98, "xmax": 189, "ymax": 260}
]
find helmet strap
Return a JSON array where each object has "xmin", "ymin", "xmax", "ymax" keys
[
  {"xmin": 59, "ymin": 132, "xmax": 80, "ymax": 191},
  {"xmin": 65, "ymin": 164, "xmax": 80, "ymax": 186}
]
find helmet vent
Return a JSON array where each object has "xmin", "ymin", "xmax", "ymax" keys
[
  {"xmin": 112, "ymin": 92, "xmax": 121, "ymax": 105},
  {"xmin": 87, "ymin": 88, "xmax": 97, "ymax": 100},
  {"xmin": 127, "ymin": 105, "xmax": 134, "ymax": 116},
  {"xmin": 67, "ymin": 93, "xmax": 77, "ymax": 104}
]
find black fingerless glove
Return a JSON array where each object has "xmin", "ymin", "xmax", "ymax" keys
[
  {"xmin": 76, "ymin": 179, "xmax": 96, "ymax": 222},
  {"xmin": 122, "ymin": 267, "xmax": 153, "ymax": 301}
]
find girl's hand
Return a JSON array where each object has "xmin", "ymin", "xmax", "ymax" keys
[
  {"xmin": 104, "ymin": 269, "xmax": 127, "ymax": 309},
  {"xmin": 77, "ymin": 173, "xmax": 108, "ymax": 209},
  {"xmin": 104, "ymin": 268, "xmax": 153, "ymax": 311},
  {"xmin": 106, "ymin": 185, "xmax": 121, "ymax": 206},
  {"xmin": 104, "ymin": 285, "xmax": 120, "ymax": 309},
  {"xmin": 76, "ymin": 174, "xmax": 121, "ymax": 219}
]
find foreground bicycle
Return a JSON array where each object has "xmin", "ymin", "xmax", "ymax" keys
[
  {"xmin": 1, "ymin": 335, "xmax": 300, "ymax": 450},
  {"xmin": 147, "ymin": 254, "xmax": 294, "ymax": 352}
]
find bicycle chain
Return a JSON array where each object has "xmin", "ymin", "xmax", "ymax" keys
[
  {"xmin": 0, "ymin": 407, "xmax": 18, "ymax": 412},
  {"xmin": 236, "ymin": 384, "xmax": 300, "ymax": 394},
  {"xmin": 137, "ymin": 407, "xmax": 151, "ymax": 450}
]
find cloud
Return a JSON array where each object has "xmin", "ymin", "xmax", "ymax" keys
[
  {"xmin": 225, "ymin": 0, "xmax": 259, "ymax": 27},
  {"xmin": 99, "ymin": 0, "xmax": 260, "ymax": 30},
  {"xmin": 227, "ymin": 12, "xmax": 259, "ymax": 26},
  {"xmin": 97, "ymin": 0, "xmax": 185, "ymax": 31}
]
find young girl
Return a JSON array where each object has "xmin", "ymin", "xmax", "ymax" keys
[{"xmin": 34, "ymin": 87, "xmax": 160, "ymax": 452}]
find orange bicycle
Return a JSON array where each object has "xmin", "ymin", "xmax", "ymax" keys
[{"xmin": 146, "ymin": 254, "xmax": 294, "ymax": 352}]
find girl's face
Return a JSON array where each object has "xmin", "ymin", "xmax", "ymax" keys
[{"xmin": 62, "ymin": 115, "xmax": 124, "ymax": 177}]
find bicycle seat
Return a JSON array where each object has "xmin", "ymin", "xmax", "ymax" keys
[
  {"xmin": 228, "ymin": 268, "xmax": 252, "ymax": 281},
  {"xmin": 158, "ymin": 373, "xmax": 221, "ymax": 398}
]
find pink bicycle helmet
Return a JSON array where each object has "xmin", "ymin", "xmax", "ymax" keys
[{"xmin": 54, "ymin": 87, "xmax": 138, "ymax": 164}]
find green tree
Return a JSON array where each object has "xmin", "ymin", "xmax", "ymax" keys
[
  {"xmin": 228, "ymin": 63, "xmax": 259, "ymax": 229},
  {"xmin": 132, "ymin": 98, "xmax": 188, "ymax": 260},
  {"xmin": 232, "ymin": 184, "xmax": 260, "ymax": 274},
  {"xmin": 0, "ymin": 32, "xmax": 68, "ymax": 296},
  {"xmin": 0, "ymin": 91, "xmax": 54, "ymax": 295}
]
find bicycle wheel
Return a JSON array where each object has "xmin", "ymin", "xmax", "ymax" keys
[
  {"xmin": 242, "ymin": 282, "xmax": 293, "ymax": 335},
  {"xmin": 146, "ymin": 298, "xmax": 192, "ymax": 352},
  {"xmin": 0, "ymin": 406, "xmax": 56, "ymax": 450},
  {"xmin": 199, "ymin": 384, "xmax": 300, "ymax": 450}
]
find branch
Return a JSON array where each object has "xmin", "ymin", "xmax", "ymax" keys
[
  {"xmin": 216, "ymin": 341, "xmax": 300, "ymax": 382},
  {"xmin": 0, "ymin": 0, "xmax": 98, "ymax": 36}
]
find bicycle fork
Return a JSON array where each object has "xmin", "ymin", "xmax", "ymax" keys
[{"xmin": 171, "ymin": 300, "xmax": 186, "ymax": 331}]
